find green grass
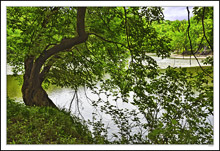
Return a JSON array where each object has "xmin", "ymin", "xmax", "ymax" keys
[{"xmin": 7, "ymin": 97, "xmax": 94, "ymax": 144}]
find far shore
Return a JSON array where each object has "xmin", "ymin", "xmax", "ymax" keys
[
  {"xmin": 146, "ymin": 52, "xmax": 213, "ymax": 59},
  {"xmin": 169, "ymin": 54, "xmax": 213, "ymax": 59}
]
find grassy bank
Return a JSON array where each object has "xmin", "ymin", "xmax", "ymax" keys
[{"xmin": 7, "ymin": 97, "xmax": 94, "ymax": 144}]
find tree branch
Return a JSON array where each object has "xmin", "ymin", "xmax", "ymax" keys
[
  {"xmin": 186, "ymin": 7, "xmax": 212, "ymax": 78},
  {"xmin": 201, "ymin": 7, "xmax": 213, "ymax": 52},
  {"xmin": 194, "ymin": 36, "xmax": 204, "ymax": 55},
  {"xmin": 75, "ymin": 90, "xmax": 84, "ymax": 119},
  {"xmin": 43, "ymin": 43, "xmax": 57, "ymax": 52},
  {"xmin": 39, "ymin": 55, "xmax": 61, "ymax": 83},
  {"xmin": 69, "ymin": 89, "xmax": 77, "ymax": 112},
  {"xmin": 88, "ymin": 32, "xmax": 127, "ymax": 49},
  {"xmin": 33, "ymin": 7, "xmax": 88, "ymax": 78}
]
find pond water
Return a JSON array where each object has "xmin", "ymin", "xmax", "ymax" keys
[{"xmin": 7, "ymin": 54, "xmax": 213, "ymax": 138}]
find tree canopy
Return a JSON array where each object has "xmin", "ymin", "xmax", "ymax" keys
[{"xmin": 7, "ymin": 7, "xmax": 170, "ymax": 87}]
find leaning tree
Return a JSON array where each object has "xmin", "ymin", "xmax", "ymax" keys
[{"xmin": 7, "ymin": 7, "xmax": 169, "ymax": 108}]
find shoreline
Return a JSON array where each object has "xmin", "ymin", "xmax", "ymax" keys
[
  {"xmin": 146, "ymin": 53, "xmax": 212, "ymax": 59},
  {"xmin": 169, "ymin": 54, "xmax": 213, "ymax": 59}
]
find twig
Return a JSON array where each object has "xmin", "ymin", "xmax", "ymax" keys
[
  {"xmin": 83, "ymin": 86, "xmax": 102, "ymax": 118},
  {"xmin": 43, "ymin": 43, "xmax": 57, "ymax": 52},
  {"xmin": 75, "ymin": 90, "xmax": 84, "ymax": 120},
  {"xmin": 69, "ymin": 89, "xmax": 77, "ymax": 112},
  {"xmin": 74, "ymin": 46, "xmax": 94, "ymax": 65},
  {"xmin": 83, "ymin": 86, "xmax": 93, "ymax": 106},
  {"xmin": 194, "ymin": 36, "xmax": 205, "ymax": 55},
  {"xmin": 84, "ymin": 41, "xmax": 107, "ymax": 65},
  {"xmin": 88, "ymin": 32, "xmax": 128, "ymax": 49},
  {"xmin": 123, "ymin": 7, "xmax": 133, "ymax": 63}
]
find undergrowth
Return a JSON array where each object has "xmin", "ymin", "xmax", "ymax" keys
[{"xmin": 7, "ymin": 97, "xmax": 94, "ymax": 144}]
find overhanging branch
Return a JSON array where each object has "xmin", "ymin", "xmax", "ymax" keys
[
  {"xmin": 201, "ymin": 7, "xmax": 213, "ymax": 52},
  {"xmin": 33, "ymin": 7, "xmax": 88, "ymax": 77},
  {"xmin": 186, "ymin": 7, "xmax": 212, "ymax": 78}
]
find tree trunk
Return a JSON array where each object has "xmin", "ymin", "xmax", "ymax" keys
[
  {"xmin": 22, "ymin": 81, "xmax": 57, "ymax": 108},
  {"xmin": 21, "ymin": 8, "xmax": 87, "ymax": 108},
  {"xmin": 22, "ymin": 56, "xmax": 57, "ymax": 108}
]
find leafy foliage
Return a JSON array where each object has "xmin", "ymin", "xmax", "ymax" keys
[
  {"xmin": 7, "ymin": 7, "xmax": 169, "ymax": 89},
  {"xmin": 7, "ymin": 97, "xmax": 95, "ymax": 144},
  {"xmin": 7, "ymin": 6, "xmax": 213, "ymax": 144},
  {"xmin": 88, "ymin": 66, "xmax": 213, "ymax": 144}
]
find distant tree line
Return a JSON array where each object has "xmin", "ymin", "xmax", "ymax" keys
[{"xmin": 152, "ymin": 7, "xmax": 213, "ymax": 56}]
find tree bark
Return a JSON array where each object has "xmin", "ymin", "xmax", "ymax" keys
[
  {"xmin": 22, "ymin": 56, "xmax": 57, "ymax": 108},
  {"xmin": 22, "ymin": 7, "xmax": 87, "ymax": 108}
]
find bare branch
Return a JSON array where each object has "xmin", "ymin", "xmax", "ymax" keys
[{"xmin": 83, "ymin": 86, "xmax": 102, "ymax": 118}]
